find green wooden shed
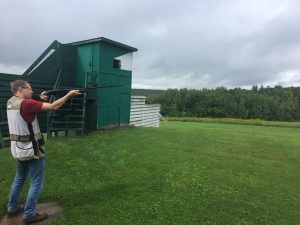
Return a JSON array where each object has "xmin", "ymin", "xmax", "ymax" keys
[
  {"xmin": 0, "ymin": 37, "xmax": 137, "ymax": 146},
  {"xmin": 69, "ymin": 37, "xmax": 138, "ymax": 129}
]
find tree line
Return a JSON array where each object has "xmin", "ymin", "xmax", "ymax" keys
[{"xmin": 146, "ymin": 86, "xmax": 300, "ymax": 121}]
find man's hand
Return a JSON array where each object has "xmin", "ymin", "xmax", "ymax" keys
[
  {"xmin": 67, "ymin": 90, "xmax": 81, "ymax": 97},
  {"xmin": 40, "ymin": 91, "xmax": 48, "ymax": 101}
]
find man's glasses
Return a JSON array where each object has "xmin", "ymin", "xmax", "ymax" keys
[{"xmin": 22, "ymin": 86, "xmax": 32, "ymax": 91}]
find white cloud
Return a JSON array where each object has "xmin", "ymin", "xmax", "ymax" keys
[
  {"xmin": 0, "ymin": 63, "xmax": 25, "ymax": 75},
  {"xmin": 263, "ymin": 70, "xmax": 300, "ymax": 87}
]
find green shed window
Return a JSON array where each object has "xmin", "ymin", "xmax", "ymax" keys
[
  {"xmin": 113, "ymin": 53, "xmax": 133, "ymax": 71},
  {"xmin": 113, "ymin": 59, "xmax": 121, "ymax": 69}
]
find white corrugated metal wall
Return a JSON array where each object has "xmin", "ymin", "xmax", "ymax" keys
[{"xmin": 130, "ymin": 96, "xmax": 160, "ymax": 127}]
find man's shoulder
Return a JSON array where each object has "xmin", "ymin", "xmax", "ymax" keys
[
  {"xmin": 7, "ymin": 96, "xmax": 24, "ymax": 110},
  {"xmin": 22, "ymin": 98, "xmax": 43, "ymax": 111},
  {"xmin": 23, "ymin": 98, "xmax": 45, "ymax": 105},
  {"xmin": 23, "ymin": 98, "xmax": 38, "ymax": 104}
]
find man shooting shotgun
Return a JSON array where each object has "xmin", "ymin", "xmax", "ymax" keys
[{"xmin": 6, "ymin": 80, "xmax": 80, "ymax": 224}]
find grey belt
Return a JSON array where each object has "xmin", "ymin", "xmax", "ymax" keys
[{"xmin": 10, "ymin": 133, "xmax": 43, "ymax": 141}]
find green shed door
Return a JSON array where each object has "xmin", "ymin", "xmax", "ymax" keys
[
  {"xmin": 76, "ymin": 46, "xmax": 92, "ymax": 86},
  {"xmin": 120, "ymin": 93, "xmax": 130, "ymax": 125},
  {"xmin": 76, "ymin": 44, "xmax": 99, "ymax": 86}
]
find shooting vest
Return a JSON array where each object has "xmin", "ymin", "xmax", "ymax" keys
[{"xmin": 7, "ymin": 96, "xmax": 45, "ymax": 161}]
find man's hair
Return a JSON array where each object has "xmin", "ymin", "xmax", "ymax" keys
[{"xmin": 10, "ymin": 80, "xmax": 29, "ymax": 94}]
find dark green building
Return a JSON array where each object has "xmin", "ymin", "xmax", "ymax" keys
[{"xmin": 0, "ymin": 37, "xmax": 137, "ymax": 147}]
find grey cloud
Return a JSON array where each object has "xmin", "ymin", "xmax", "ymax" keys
[{"xmin": 1, "ymin": 0, "xmax": 300, "ymax": 89}]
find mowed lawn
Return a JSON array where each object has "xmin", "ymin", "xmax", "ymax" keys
[{"xmin": 0, "ymin": 121, "xmax": 299, "ymax": 225}]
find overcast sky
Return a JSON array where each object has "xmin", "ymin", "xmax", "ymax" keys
[{"xmin": 1, "ymin": 0, "xmax": 300, "ymax": 90}]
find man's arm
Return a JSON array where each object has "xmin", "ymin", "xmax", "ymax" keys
[{"xmin": 41, "ymin": 90, "xmax": 80, "ymax": 111}]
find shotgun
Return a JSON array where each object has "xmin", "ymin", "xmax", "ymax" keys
[{"xmin": 42, "ymin": 85, "xmax": 122, "ymax": 97}]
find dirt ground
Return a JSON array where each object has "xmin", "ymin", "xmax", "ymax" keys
[{"xmin": 0, "ymin": 202, "xmax": 61, "ymax": 225}]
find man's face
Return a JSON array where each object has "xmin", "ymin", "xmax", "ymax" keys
[{"xmin": 20, "ymin": 83, "xmax": 33, "ymax": 99}]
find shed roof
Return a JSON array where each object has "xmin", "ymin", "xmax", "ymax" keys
[{"xmin": 68, "ymin": 37, "xmax": 138, "ymax": 52}]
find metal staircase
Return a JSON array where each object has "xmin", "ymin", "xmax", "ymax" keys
[
  {"xmin": 47, "ymin": 94, "xmax": 87, "ymax": 137},
  {"xmin": 47, "ymin": 72, "xmax": 94, "ymax": 137}
]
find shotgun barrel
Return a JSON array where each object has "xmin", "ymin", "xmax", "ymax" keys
[{"xmin": 43, "ymin": 85, "xmax": 122, "ymax": 96}]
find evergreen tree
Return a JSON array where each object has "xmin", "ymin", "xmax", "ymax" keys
[{"xmin": 146, "ymin": 86, "xmax": 300, "ymax": 121}]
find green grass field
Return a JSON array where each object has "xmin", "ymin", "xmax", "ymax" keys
[{"xmin": 0, "ymin": 121, "xmax": 299, "ymax": 225}]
